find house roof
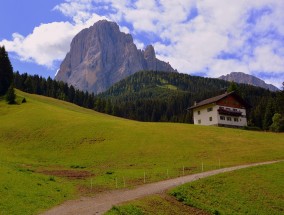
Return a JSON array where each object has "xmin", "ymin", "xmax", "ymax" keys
[{"xmin": 189, "ymin": 91, "xmax": 250, "ymax": 109}]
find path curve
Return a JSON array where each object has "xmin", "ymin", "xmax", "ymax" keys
[{"xmin": 42, "ymin": 160, "xmax": 281, "ymax": 215}]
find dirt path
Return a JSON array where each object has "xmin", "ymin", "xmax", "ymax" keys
[{"xmin": 42, "ymin": 160, "xmax": 281, "ymax": 215}]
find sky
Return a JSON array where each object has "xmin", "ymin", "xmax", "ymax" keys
[{"xmin": 1, "ymin": 0, "xmax": 284, "ymax": 88}]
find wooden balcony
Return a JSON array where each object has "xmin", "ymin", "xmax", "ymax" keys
[{"xmin": 218, "ymin": 108, "xmax": 243, "ymax": 116}]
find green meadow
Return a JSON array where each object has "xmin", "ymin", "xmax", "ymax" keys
[
  {"xmin": 170, "ymin": 161, "xmax": 284, "ymax": 215},
  {"xmin": 107, "ymin": 162, "xmax": 284, "ymax": 215},
  {"xmin": 105, "ymin": 194, "xmax": 198, "ymax": 215},
  {"xmin": 0, "ymin": 90, "xmax": 284, "ymax": 214}
]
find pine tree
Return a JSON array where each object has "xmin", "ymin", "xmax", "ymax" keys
[
  {"xmin": 5, "ymin": 84, "xmax": 16, "ymax": 104},
  {"xmin": 263, "ymin": 99, "xmax": 275, "ymax": 130},
  {"xmin": 270, "ymin": 113, "xmax": 282, "ymax": 132},
  {"xmin": 227, "ymin": 81, "xmax": 239, "ymax": 93},
  {"xmin": 0, "ymin": 46, "xmax": 14, "ymax": 96}
]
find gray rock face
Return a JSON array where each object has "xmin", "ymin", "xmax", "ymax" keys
[
  {"xmin": 55, "ymin": 20, "xmax": 176, "ymax": 94},
  {"xmin": 219, "ymin": 72, "xmax": 279, "ymax": 91}
]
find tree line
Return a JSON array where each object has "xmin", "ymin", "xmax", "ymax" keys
[{"xmin": 0, "ymin": 46, "xmax": 16, "ymax": 103}]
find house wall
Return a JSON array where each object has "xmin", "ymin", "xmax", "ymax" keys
[
  {"xmin": 193, "ymin": 104, "xmax": 219, "ymax": 126},
  {"xmin": 193, "ymin": 104, "xmax": 247, "ymax": 127}
]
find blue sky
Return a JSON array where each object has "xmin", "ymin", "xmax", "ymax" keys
[{"xmin": 1, "ymin": 0, "xmax": 284, "ymax": 88}]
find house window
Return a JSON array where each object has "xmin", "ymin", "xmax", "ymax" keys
[
  {"xmin": 198, "ymin": 120, "xmax": 201, "ymax": 124},
  {"xmin": 209, "ymin": 117, "xmax": 213, "ymax": 121},
  {"xmin": 207, "ymin": 107, "xmax": 213, "ymax": 112},
  {"xmin": 226, "ymin": 108, "xmax": 231, "ymax": 111},
  {"xmin": 219, "ymin": 107, "xmax": 224, "ymax": 109},
  {"xmin": 233, "ymin": 109, "xmax": 237, "ymax": 112},
  {"xmin": 198, "ymin": 110, "xmax": 200, "ymax": 115},
  {"xmin": 227, "ymin": 117, "xmax": 232, "ymax": 121},
  {"xmin": 220, "ymin": 116, "xmax": 225, "ymax": 120},
  {"xmin": 234, "ymin": 118, "xmax": 239, "ymax": 122}
]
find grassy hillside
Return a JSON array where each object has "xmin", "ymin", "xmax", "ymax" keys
[
  {"xmin": 171, "ymin": 161, "xmax": 284, "ymax": 215},
  {"xmin": 106, "ymin": 162, "xmax": 284, "ymax": 215},
  {"xmin": 106, "ymin": 194, "xmax": 206, "ymax": 215},
  {"xmin": 0, "ymin": 90, "xmax": 284, "ymax": 214}
]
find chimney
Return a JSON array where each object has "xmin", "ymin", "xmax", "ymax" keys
[{"xmin": 194, "ymin": 101, "xmax": 197, "ymax": 106}]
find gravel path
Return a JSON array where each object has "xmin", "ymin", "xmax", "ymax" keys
[{"xmin": 42, "ymin": 160, "xmax": 280, "ymax": 215}]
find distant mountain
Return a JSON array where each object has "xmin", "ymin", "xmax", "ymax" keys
[
  {"xmin": 55, "ymin": 20, "xmax": 176, "ymax": 94},
  {"xmin": 218, "ymin": 72, "xmax": 279, "ymax": 91}
]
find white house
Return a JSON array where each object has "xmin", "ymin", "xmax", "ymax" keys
[{"xmin": 189, "ymin": 91, "xmax": 250, "ymax": 127}]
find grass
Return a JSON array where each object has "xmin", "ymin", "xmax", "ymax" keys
[
  {"xmin": 106, "ymin": 162, "xmax": 284, "ymax": 215},
  {"xmin": 0, "ymin": 90, "xmax": 284, "ymax": 214},
  {"xmin": 0, "ymin": 163, "xmax": 74, "ymax": 215},
  {"xmin": 105, "ymin": 194, "xmax": 203, "ymax": 215},
  {"xmin": 106, "ymin": 205, "xmax": 144, "ymax": 215},
  {"xmin": 171, "ymin": 161, "xmax": 284, "ymax": 215}
]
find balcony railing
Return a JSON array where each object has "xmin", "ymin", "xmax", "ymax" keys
[{"xmin": 218, "ymin": 108, "xmax": 242, "ymax": 116}]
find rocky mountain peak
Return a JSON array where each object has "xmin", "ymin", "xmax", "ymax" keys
[
  {"xmin": 144, "ymin": 45, "xmax": 156, "ymax": 59},
  {"xmin": 219, "ymin": 72, "xmax": 279, "ymax": 92},
  {"xmin": 55, "ymin": 20, "xmax": 176, "ymax": 94}
]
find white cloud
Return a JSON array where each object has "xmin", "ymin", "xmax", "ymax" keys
[
  {"xmin": 1, "ymin": 22, "xmax": 75, "ymax": 68},
  {"xmin": 0, "ymin": 14, "xmax": 107, "ymax": 68},
  {"xmin": 1, "ymin": 0, "xmax": 284, "ymax": 88}
]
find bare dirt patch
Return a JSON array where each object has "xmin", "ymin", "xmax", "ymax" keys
[{"xmin": 40, "ymin": 170, "xmax": 94, "ymax": 179}]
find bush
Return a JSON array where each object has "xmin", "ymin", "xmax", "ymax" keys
[
  {"xmin": 270, "ymin": 113, "xmax": 284, "ymax": 132},
  {"xmin": 49, "ymin": 176, "xmax": 56, "ymax": 182},
  {"xmin": 5, "ymin": 85, "xmax": 16, "ymax": 104},
  {"xmin": 22, "ymin": 98, "xmax": 26, "ymax": 103}
]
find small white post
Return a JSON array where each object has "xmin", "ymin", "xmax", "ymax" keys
[
  {"xmin": 144, "ymin": 171, "xmax": 146, "ymax": 183},
  {"xmin": 202, "ymin": 162, "xmax": 204, "ymax": 172},
  {"xmin": 116, "ymin": 177, "xmax": 118, "ymax": 188}
]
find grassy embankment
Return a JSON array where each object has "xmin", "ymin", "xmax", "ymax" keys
[
  {"xmin": 107, "ymin": 162, "xmax": 284, "ymax": 215},
  {"xmin": 0, "ymin": 90, "xmax": 283, "ymax": 214}
]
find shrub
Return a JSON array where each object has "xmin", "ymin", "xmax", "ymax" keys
[
  {"xmin": 270, "ymin": 113, "xmax": 283, "ymax": 132},
  {"xmin": 5, "ymin": 85, "xmax": 16, "ymax": 104}
]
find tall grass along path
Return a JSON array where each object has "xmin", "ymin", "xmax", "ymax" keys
[{"xmin": 42, "ymin": 160, "xmax": 281, "ymax": 215}]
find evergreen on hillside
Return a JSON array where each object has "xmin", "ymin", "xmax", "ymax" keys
[
  {"xmin": 5, "ymin": 84, "xmax": 16, "ymax": 104},
  {"xmin": 0, "ymin": 46, "xmax": 14, "ymax": 96}
]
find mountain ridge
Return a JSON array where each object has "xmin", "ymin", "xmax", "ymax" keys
[
  {"xmin": 218, "ymin": 72, "xmax": 279, "ymax": 91},
  {"xmin": 55, "ymin": 20, "xmax": 176, "ymax": 94}
]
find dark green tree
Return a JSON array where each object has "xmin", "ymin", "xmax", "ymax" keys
[
  {"xmin": 5, "ymin": 84, "xmax": 16, "ymax": 104},
  {"xmin": 0, "ymin": 46, "xmax": 14, "ymax": 95},
  {"xmin": 263, "ymin": 99, "xmax": 275, "ymax": 130},
  {"xmin": 105, "ymin": 99, "xmax": 113, "ymax": 114},
  {"xmin": 278, "ymin": 82, "xmax": 284, "ymax": 115},
  {"xmin": 270, "ymin": 113, "xmax": 282, "ymax": 132},
  {"xmin": 227, "ymin": 81, "xmax": 239, "ymax": 93}
]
